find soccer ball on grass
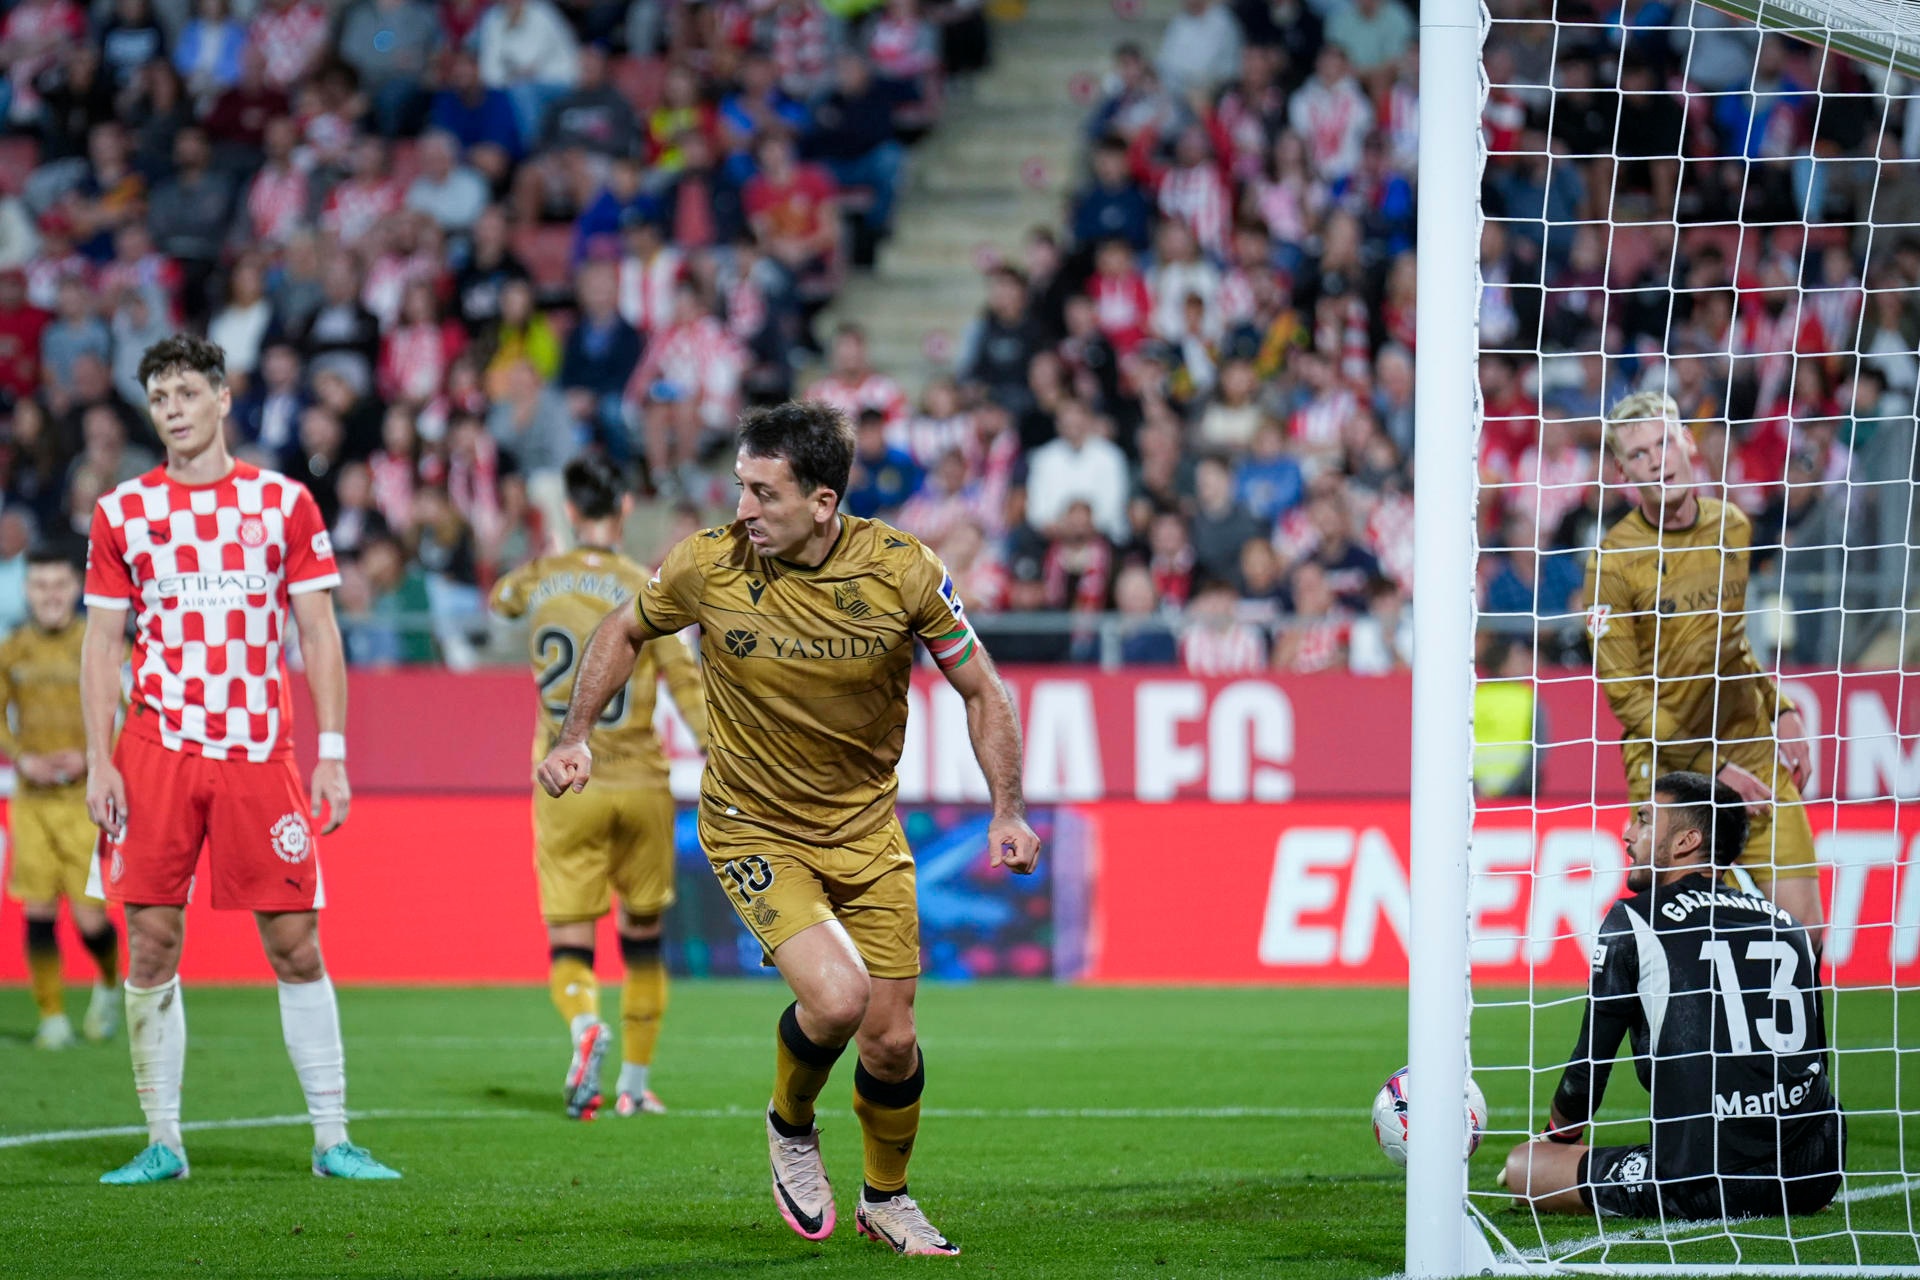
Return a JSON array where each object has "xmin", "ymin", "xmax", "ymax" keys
[{"xmin": 1371, "ymin": 1065, "xmax": 1489, "ymax": 1168}]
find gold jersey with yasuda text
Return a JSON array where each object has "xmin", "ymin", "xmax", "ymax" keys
[
  {"xmin": 491, "ymin": 546, "xmax": 707, "ymax": 787},
  {"xmin": 1582, "ymin": 495, "xmax": 1791, "ymax": 748},
  {"xmin": 0, "ymin": 620, "xmax": 86, "ymax": 794},
  {"xmin": 631, "ymin": 516, "xmax": 978, "ymax": 847}
]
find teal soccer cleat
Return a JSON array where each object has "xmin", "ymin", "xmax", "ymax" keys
[
  {"xmin": 100, "ymin": 1143, "xmax": 188, "ymax": 1185},
  {"xmin": 312, "ymin": 1142, "xmax": 402, "ymax": 1180}
]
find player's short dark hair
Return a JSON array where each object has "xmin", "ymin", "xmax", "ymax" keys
[
  {"xmin": 25, "ymin": 544, "xmax": 75, "ymax": 572},
  {"xmin": 1653, "ymin": 770, "xmax": 1749, "ymax": 868},
  {"xmin": 738, "ymin": 400, "xmax": 855, "ymax": 503},
  {"xmin": 563, "ymin": 455, "xmax": 625, "ymax": 521},
  {"xmin": 136, "ymin": 334, "xmax": 226, "ymax": 391}
]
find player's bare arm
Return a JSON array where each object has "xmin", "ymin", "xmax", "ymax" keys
[
  {"xmin": 942, "ymin": 643, "xmax": 1040, "ymax": 874},
  {"xmin": 80, "ymin": 605, "xmax": 129, "ymax": 837},
  {"xmin": 536, "ymin": 604, "xmax": 648, "ymax": 797},
  {"xmin": 1776, "ymin": 708, "xmax": 1812, "ymax": 790},
  {"xmin": 292, "ymin": 589, "xmax": 351, "ymax": 834}
]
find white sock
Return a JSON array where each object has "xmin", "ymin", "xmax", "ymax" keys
[
  {"xmin": 616, "ymin": 1063, "xmax": 650, "ymax": 1097},
  {"xmin": 125, "ymin": 978, "xmax": 185, "ymax": 1153},
  {"xmin": 278, "ymin": 976, "xmax": 348, "ymax": 1152}
]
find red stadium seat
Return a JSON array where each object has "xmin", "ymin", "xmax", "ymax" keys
[{"xmin": 0, "ymin": 136, "xmax": 41, "ymax": 195}]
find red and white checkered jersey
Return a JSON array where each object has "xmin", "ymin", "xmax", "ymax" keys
[{"xmin": 84, "ymin": 464, "xmax": 341, "ymax": 762}]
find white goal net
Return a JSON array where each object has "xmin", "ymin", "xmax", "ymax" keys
[{"xmin": 1411, "ymin": 0, "xmax": 1920, "ymax": 1273}]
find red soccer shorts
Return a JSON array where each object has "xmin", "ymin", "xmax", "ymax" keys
[{"xmin": 96, "ymin": 719, "xmax": 323, "ymax": 912}]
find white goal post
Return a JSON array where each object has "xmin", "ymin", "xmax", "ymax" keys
[{"xmin": 1409, "ymin": 0, "xmax": 1920, "ymax": 1273}]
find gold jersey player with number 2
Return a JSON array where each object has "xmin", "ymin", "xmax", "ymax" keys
[
  {"xmin": 490, "ymin": 457, "xmax": 708, "ymax": 1122},
  {"xmin": 539, "ymin": 402, "xmax": 1041, "ymax": 1257},
  {"xmin": 1583, "ymin": 391, "xmax": 1820, "ymax": 940}
]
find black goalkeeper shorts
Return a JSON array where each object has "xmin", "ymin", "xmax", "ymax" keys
[{"xmin": 1579, "ymin": 1118, "xmax": 1845, "ymax": 1221}]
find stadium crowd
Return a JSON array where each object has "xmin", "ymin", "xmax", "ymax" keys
[{"xmin": 0, "ymin": 0, "xmax": 1907, "ymax": 673}]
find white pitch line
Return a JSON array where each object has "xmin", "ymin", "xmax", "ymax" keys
[
  {"xmin": 1503, "ymin": 1175, "xmax": 1920, "ymax": 1265},
  {"xmin": 0, "ymin": 1104, "xmax": 1354, "ymax": 1151}
]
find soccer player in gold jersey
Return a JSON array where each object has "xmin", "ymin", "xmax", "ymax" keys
[
  {"xmin": 1583, "ymin": 391, "xmax": 1820, "ymax": 937},
  {"xmin": 491, "ymin": 457, "xmax": 708, "ymax": 1120},
  {"xmin": 539, "ymin": 402, "xmax": 1040, "ymax": 1256},
  {"xmin": 3, "ymin": 547, "xmax": 120, "ymax": 1048}
]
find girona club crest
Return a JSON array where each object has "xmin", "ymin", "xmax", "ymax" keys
[
  {"xmin": 238, "ymin": 515, "xmax": 268, "ymax": 548},
  {"xmin": 271, "ymin": 813, "xmax": 312, "ymax": 864}
]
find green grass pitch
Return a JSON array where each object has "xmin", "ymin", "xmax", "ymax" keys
[{"xmin": 3, "ymin": 982, "xmax": 1919, "ymax": 1278}]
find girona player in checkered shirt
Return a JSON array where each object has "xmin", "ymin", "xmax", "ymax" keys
[{"xmin": 82, "ymin": 335, "xmax": 399, "ymax": 1185}]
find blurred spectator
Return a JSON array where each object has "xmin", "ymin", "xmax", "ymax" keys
[
  {"xmin": 810, "ymin": 323, "xmax": 908, "ymax": 429},
  {"xmin": 1324, "ymin": 0, "xmax": 1415, "ymax": 75},
  {"xmin": 1181, "ymin": 577, "xmax": 1265, "ymax": 675},
  {"xmin": 175, "ymin": 0, "xmax": 247, "ymax": 103},
  {"xmin": 381, "ymin": 280, "xmax": 468, "ymax": 406},
  {"xmin": 845, "ymin": 407, "xmax": 923, "ymax": 519},
  {"xmin": 744, "ymin": 132, "xmax": 841, "ymax": 309},
  {"xmin": 110, "ymin": 288, "xmax": 171, "ymax": 405},
  {"xmin": 429, "ymin": 48, "xmax": 526, "ymax": 174},
  {"xmin": 476, "ymin": 0, "xmax": 582, "ymax": 142},
  {"xmin": 205, "ymin": 256, "xmax": 272, "ymax": 380},
  {"xmin": 484, "ymin": 278, "xmax": 561, "ymax": 393},
  {"xmin": 1273, "ymin": 561, "xmax": 1349, "ymax": 673},
  {"xmin": 1025, "ymin": 397, "xmax": 1129, "ymax": 543},
  {"xmin": 4, "ymin": 399, "xmax": 69, "ymax": 529},
  {"xmin": 806, "ymin": 52, "xmax": 907, "ymax": 241},
  {"xmin": 287, "ymin": 405, "xmax": 349, "ymax": 519},
  {"xmin": 1347, "ymin": 577, "xmax": 1411, "ymax": 675},
  {"xmin": 339, "ymin": 0, "xmax": 440, "ymax": 136},
  {"xmin": 343, "ymin": 534, "xmax": 437, "ymax": 665},
  {"xmin": 958, "ymin": 265, "xmax": 1048, "ymax": 415},
  {"xmin": 0, "ymin": 269, "xmax": 50, "ymax": 401},
  {"xmin": 1145, "ymin": 507, "xmax": 1196, "ymax": 606},
  {"xmin": 455, "ymin": 207, "xmax": 531, "ymax": 331},
  {"xmin": 232, "ymin": 341, "xmax": 306, "ymax": 455},
  {"xmin": 1289, "ymin": 46, "xmax": 1371, "ymax": 183},
  {"xmin": 559, "ymin": 261, "xmax": 641, "ymax": 452},
  {"xmin": 1156, "ymin": 0, "xmax": 1242, "ymax": 97},
  {"xmin": 331, "ymin": 461, "xmax": 392, "ymax": 559},
  {"xmin": 1112, "ymin": 562, "xmax": 1177, "ymax": 665},
  {"xmin": 1304, "ymin": 486, "xmax": 1382, "ymax": 610},
  {"xmin": 1234, "ymin": 417, "xmax": 1304, "ymax": 523},
  {"xmin": 486, "ymin": 358, "xmax": 574, "ymax": 528},
  {"xmin": 71, "ymin": 401, "xmax": 158, "ymax": 488},
  {"xmin": 627, "ymin": 280, "xmax": 743, "ymax": 490},
  {"xmin": 40, "ymin": 278, "xmax": 109, "ymax": 396},
  {"xmin": 406, "ymin": 131, "xmax": 490, "ymax": 234},
  {"xmin": 1190, "ymin": 454, "xmax": 1263, "ymax": 584},
  {"xmin": 0, "ymin": 509, "xmax": 32, "ymax": 633},
  {"xmin": 295, "ymin": 258, "xmax": 381, "ymax": 389},
  {"xmin": 1073, "ymin": 135, "xmax": 1154, "ymax": 254},
  {"xmin": 248, "ymin": 0, "xmax": 330, "ymax": 94}
]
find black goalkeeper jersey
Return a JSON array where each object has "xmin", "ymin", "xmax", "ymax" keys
[{"xmin": 1552, "ymin": 872, "xmax": 1838, "ymax": 1183}]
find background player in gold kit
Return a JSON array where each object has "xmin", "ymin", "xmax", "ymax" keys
[
  {"xmin": 490, "ymin": 457, "xmax": 708, "ymax": 1121},
  {"xmin": 2, "ymin": 546, "xmax": 120, "ymax": 1048},
  {"xmin": 538, "ymin": 402, "xmax": 1041, "ymax": 1257},
  {"xmin": 1583, "ymin": 391, "xmax": 1821, "ymax": 938}
]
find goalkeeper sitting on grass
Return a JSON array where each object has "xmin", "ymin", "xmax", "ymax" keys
[{"xmin": 1502, "ymin": 772, "xmax": 1843, "ymax": 1221}]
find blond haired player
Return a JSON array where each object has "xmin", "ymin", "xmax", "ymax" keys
[
  {"xmin": 539, "ymin": 401, "xmax": 1040, "ymax": 1257},
  {"xmin": 83, "ymin": 335, "xmax": 398, "ymax": 1184},
  {"xmin": 3, "ymin": 546, "xmax": 120, "ymax": 1048},
  {"xmin": 1583, "ymin": 391, "xmax": 1820, "ymax": 937},
  {"xmin": 490, "ymin": 456, "xmax": 708, "ymax": 1121}
]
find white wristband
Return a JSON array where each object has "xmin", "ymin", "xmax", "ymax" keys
[{"xmin": 318, "ymin": 733, "xmax": 347, "ymax": 762}]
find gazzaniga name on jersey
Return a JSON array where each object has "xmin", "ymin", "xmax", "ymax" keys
[{"xmin": 1656, "ymin": 887, "xmax": 1796, "ymax": 926}]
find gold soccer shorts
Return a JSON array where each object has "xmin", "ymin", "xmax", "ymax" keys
[
  {"xmin": 533, "ymin": 783, "xmax": 678, "ymax": 923},
  {"xmin": 6, "ymin": 790, "xmax": 100, "ymax": 904},
  {"xmin": 1620, "ymin": 733, "xmax": 1817, "ymax": 882},
  {"xmin": 698, "ymin": 805, "xmax": 920, "ymax": 979}
]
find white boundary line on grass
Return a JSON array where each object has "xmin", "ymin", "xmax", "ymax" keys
[
  {"xmin": 0, "ymin": 1104, "xmax": 1360, "ymax": 1150},
  {"xmin": 1494, "ymin": 1175, "xmax": 1920, "ymax": 1267}
]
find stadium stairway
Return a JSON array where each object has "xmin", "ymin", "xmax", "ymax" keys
[{"xmin": 819, "ymin": 0, "xmax": 1176, "ymax": 391}]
